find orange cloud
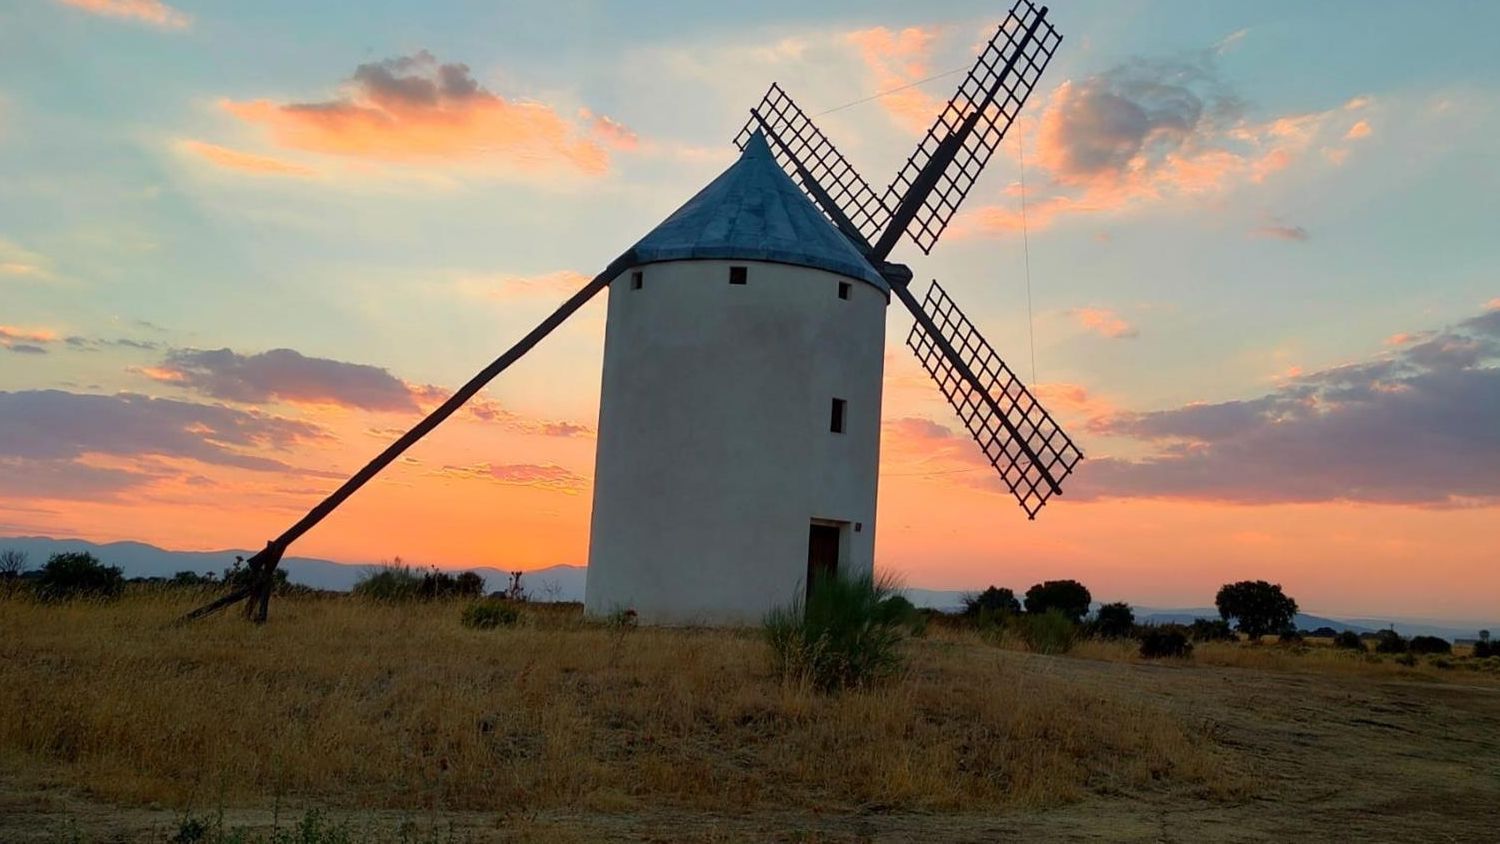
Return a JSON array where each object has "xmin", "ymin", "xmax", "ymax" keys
[
  {"xmin": 845, "ymin": 26, "xmax": 944, "ymax": 133},
  {"xmin": 453, "ymin": 269, "xmax": 592, "ymax": 301},
  {"xmin": 1345, "ymin": 120, "xmax": 1372, "ymax": 140},
  {"xmin": 179, "ymin": 140, "xmax": 313, "ymax": 177},
  {"xmin": 1068, "ymin": 307, "xmax": 1138, "ymax": 339},
  {"xmin": 957, "ymin": 53, "xmax": 1376, "ymax": 237},
  {"xmin": 433, "ymin": 462, "xmax": 588, "ymax": 493},
  {"xmin": 222, "ymin": 51, "xmax": 609, "ymax": 177},
  {"xmin": 0, "ymin": 325, "xmax": 58, "ymax": 344},
  {"xmin": 580, "ymin": 109, "xmax": 639, "ymax": 151},
  {"xmin": 57, "ymin": 0, "xmax": 188, "ymax": 29}
]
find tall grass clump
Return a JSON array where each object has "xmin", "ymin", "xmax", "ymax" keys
[
  {"xmin": 461, "ymin": 599, "xmax": 519, "ymax": 630},
  {"xmin": 1015, "ymin": 609, "xmax": 1078, "ymax": 655},
  {"xmin": 352, "ymin": 563, "xmax": 424, "ymax": 602},
  {"xmin": 764, "ymin": 573, "xmax": 908, "ymax": 692}
]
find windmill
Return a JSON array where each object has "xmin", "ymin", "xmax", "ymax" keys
[{"xmin": 184, "ymin": 0, "xmax": 1080, "ymax": 625}]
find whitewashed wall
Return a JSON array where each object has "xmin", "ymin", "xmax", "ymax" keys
[{"xmin": 585, "ymin": 259, "xmax": 887, "ymax": 625}]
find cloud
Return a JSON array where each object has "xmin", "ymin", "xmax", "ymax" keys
[
  {"xmin": 1251, "ymin": 223, "xmax": 1309, "ymax": 241},
  {"xmin": 957, "ymin": 51, "xmax": 1375, "ymax": 236},
  {"xmin": 433, "ymin": 462, "xmax": 588, "ymax": 493},
  {"xmin": 145, "ymin": 347, "xmax": 422, "ymax": 412},
  {"xmin": 1068, "ymin": 307, "xmax": 1138, "ymax": 339},
  {"xmin": 845, "ymin": 26, "xmax": 945, "ymax": 132},
  {"xmin": 1345, "ymin": 120, "xmax": 1372, "ymax": 140},
  {"xmin": 56, "ymin": 0, "xmax": 189, "ymax": 29},
  {"xmin": 0, "ymin": 240, "xmax": 53, "ymax": 281},
  {"xmin": 7, "ymin": 344, "xmax": 48, "ymax": 355},
  {"xmin": 178, "ymin": 140, "xmax": 314, "ymax": 177},
  {"xmin": 1073, "ymin": 304, "xmax": 1500, "ymax": 507},
  {"xmin": 0, "ymin": 390, "xmax": 323, "ymax": 466},
  {"xmin": 452, "ymin": 269, "xmax": 593, "ymax": 301},
  {"xmin": 580, "ymin": 109, "xmax": 639, "ymax": 151},
  {"xmin": 222, "ymin": 51, "xmax": 611, "ymax": 178},
  {"xmin": 1, "ymin": 326, "xmax": 60, "ymax": 354}
]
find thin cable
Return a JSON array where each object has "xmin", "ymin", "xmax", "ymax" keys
[
  {"xmin": 1018, "ymin": 131, "xmax": 1038, "ymax": 384},
  {"xmin": 814, "ymin": 67, "xmax": 967, "ymax": 117}
]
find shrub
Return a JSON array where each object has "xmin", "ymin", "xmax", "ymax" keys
[
  {"xmin": 961, "ymin": 586, "xmax": 1020, "ymax": 617},
  {"xmin": 353, "ymin": 563, "xmax": 424, "ymax": 602},
  {"xmin": 1139, "ymin": 627, "xmax": 1193, "ymax": 659},
  {"xmin": 1475, "ymin": 641, "xmax": 1493, "ymax": 659},
  {"xmin": 34, "ymin": 552, "xmax": 124, "ymax": 602},
  {"xmin": 1091, "ymin": 602, "xmax": 1136, "ymax": 639},
  {"xmin": 1277, "ymin": 628, "xmax": 1304, "ymax": 645},
  {"xmin": 462, "ymin": 600, "xmax": 520, "ymax": 630},
  {"xmin": 764, "ymin": 573, "xmax": 907, "ymax": 691},
  {"xmin": 1015, "ymin": 609, "xmax": 1077, "ymax": 655},
  {"xmin": 1374, "ymin": 629, "xmax": 1408, "ymax": 654},
  {"xmin": 1188, "ymin": 618, "xmax": 1236, "ymax": 642},
  {"xmin": 1408, "ymin": 635, "xmax": 1451, "ymax": 655},
  {"xmin": 0, "ymin": 548, "xmax": 27, "ymax": 579},
  {"xmin": 1394, "ymin": 652, "xmax": 1417, "ymax": 667},
  {"xmin": 1309, "ymin": 626, "xmax": 1339, "ymax": 638},
  {"xmin": 1215, "ymin": 580, "xmax": 1298, "ymax": 641},
  {"xmin": 1332, "ymin": 630, "xmax": 1366, "ymax": 651},
  {"xmin": 1023, "ymin": 580, "xmax": 1091, "ymax": 623},
  {"xmin": 877, "ymin": 594, "xmax": 927, "ymax": 637}
]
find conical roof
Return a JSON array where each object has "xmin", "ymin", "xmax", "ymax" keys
[{"xmin": 621, "ymin": 131, "xmax": 887, "ymax": 291}]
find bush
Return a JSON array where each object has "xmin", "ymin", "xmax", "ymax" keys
[
  {"xmin": 1015, "ymin": 609, "xmax": 1077, "ymax": 655},
  {"xmin": 34, "ymin": 552, "xmax": 124, "ymax": 602},
  {"xmin": 1090, "ymin": 602, "xmax": 1135, "ymax": 639},
  {"xmin": 1374, "ymin": 629, "xmax": 1408, "ymax": 654},
  {"xmin": 877, "ymin": 594, "xmax": 928, "ymax": 637},
  {"xmin": 462, "ymin": 600, "xmax": 520, "ymax": 630},
  {"xmin": 1408, "ymin": 635, "xmax": 1451, "ymax": 655},
  {"xmin": 1332, "ymin": 630, "xmax": 1366, "ymax": 651},
  {"xmin": 1023, "ymin": 580, "xmax": 1092, "ymax": 623},
  {"xmin": 1188, "ymin": 618, "xmax": 1237, "ymax": 642},
  {"xmin": 1139, "ymin": 627, "xmax": 1193, "ymax": 659},
  {"xmin": 1475, "ymin": 641, "xmax": 1494, "ymax": 659},
  {"xmin": 961, "ymin": 586, "xmax": 1020, "ymax": 617},
  {"xmin": 354, "ymin": 561, "xmax": 485, "ymax": 602},
  {"xmin": 1277, "ymin": 628, "xmax": 1304, "ymax": 645},
  {"xmin": 0, "ymin": 548, "xmax": 27, "ymax": 579},
  {"xmin": 764, "ymin": 573, "xmax": 907, "ymax": 692}
]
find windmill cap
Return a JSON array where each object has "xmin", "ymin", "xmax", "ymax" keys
[{"xmin": 619, "ymin": 129, "xmax": 888, "ymax": 291}]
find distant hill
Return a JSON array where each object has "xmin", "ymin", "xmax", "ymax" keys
[{"xmin": 3, "ymin": 536, "xmax": 1491, "ymax": 640}]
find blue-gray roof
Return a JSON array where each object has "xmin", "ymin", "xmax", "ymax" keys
[{"xmin": 621, "ymin": 131, "xmax": 887, "ymax": 291}]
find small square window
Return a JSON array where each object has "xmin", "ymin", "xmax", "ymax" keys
[
  {"xmin": 837, "ymin": 281, "xmax": 851, "ymax": 300},
  {"xmin": 729, "ymin": 266, "xmax": 748, "ymax": 285},
  {"xmin": 630, "ymin": 271, "xmax": 643, "ymax": 290},
  {"xmin": 830, "ymin": 398, "xmax": 847, "ymax": 433}
]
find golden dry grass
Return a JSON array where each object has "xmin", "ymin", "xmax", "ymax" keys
[{"xmin": 0, "ymin": 590, "xmax": 1241, "ymax": 819}]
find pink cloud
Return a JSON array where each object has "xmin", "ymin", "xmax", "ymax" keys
[
  {"xmin": 56, "ymin": 0, "xmax": 188, "ymax": 29},
  {"xmin": 1344, "ymin": 120, "xmax": 1372, "ymax": 140},
  {"xmin": 179, "ymin": 140, "xmax": 313, "ymax": 177},
  {"xmin": 845, "ymin": 26, "xmax": 945, "ymax": 133},
  {"xmin": 1068, "ymin": 307, "xmax": 1138, "ymax": 339}
]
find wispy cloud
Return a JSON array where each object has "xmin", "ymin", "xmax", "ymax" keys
[
  {"xmin": 144, "ymin": 347, "xmax": 423, "ymax": 412},
  {"xmin": 56, "ymin": 0, "xmax": 189, "ymax": 29},
  {"xmin": 1067, "ymin": 307, "xmax": 1139, "ymax": 339},
  {"xmin": 845, "ymin": 26, "xmax": 945, "ymax": 133},
  {"xmin": 1250, "ymin": 223, "xmax": 1309, "ymax": 241},
  {"xmin": 433, "ymin": 462, "xmax": 588, "ymax": 493},
  {"xmin": 178, "ymin": 140, "xmax": 314, "ymax": 177}
]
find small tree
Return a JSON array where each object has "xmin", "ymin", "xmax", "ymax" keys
[
  {"xmin": 1408, "ymin": 635, "xmax": 1451, "ymax": 656},
  {"xmin": 35, "ymin": 552, "xmax": 124, "ymax": 602},
  {"xmin": 961, "ymin": 586, "xmax": 1020, "ymax": 617},
  {"xmin": 1092, "ymin": 602, "xmax": 1135, "ymax": 639},
  {"xmin": 0, "ymin": 549, "xmax": 27, "ymax": 579},
  {"xmin": 1023, "ymin": 579, "xmax": 1092, "ymax": 623},
  {"xmin": 1374, "ymin": 629, "xmax": 1407, "ymax": 654},
  {"xmin": 1215, "ymin": 580, "xmax": 1298, "ymax": 641},
  {"xmin": 1139, "ymin": 626, "xmax": 1193, "ymax": 659}
]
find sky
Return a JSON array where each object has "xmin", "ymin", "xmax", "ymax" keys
[{"xmin": 2, "ymin": 0, "xmax": 1497, "ymax": 622}]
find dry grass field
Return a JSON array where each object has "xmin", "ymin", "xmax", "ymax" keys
[{"xmin": 2, "ymin": 590, "xmax": 1498, "ymax": 842}]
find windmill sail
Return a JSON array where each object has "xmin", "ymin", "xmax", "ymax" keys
[
  {"xmin": 734, "ymin": 84, "xmax": 891, "ymax": 248},
  {"xmin": 904, "ymin": 280, "xmax": 1082, "ymax": 518},
  {"xmin": 880, "ymin": 0, "xmax": 1061, "ymax": 254}
]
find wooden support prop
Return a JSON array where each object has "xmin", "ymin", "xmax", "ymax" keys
[{"xmin": 175, "ymin": 253, "xmax": 632, "ymax": 625}]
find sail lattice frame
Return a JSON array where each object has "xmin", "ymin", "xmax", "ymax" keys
[
  {"xmin": 906, "ymin": 280, "xmax": 1082, "ymax": 517},
  {"xmin": 734, "ymin": 84, "xmax": 891, "ymax": 246},
  {"xmin": 883, "ymin": 0, "xmax": 1061, "ymax": 254}
]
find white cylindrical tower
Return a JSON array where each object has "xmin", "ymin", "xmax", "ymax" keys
[{"xmin": 584, "ymin": 133, "xmax": 888, "ymax": 625}]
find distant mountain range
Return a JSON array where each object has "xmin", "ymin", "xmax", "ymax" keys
[{"xmin": 3, "ymin": 536, "xmax": 1491, "ymax": 641}]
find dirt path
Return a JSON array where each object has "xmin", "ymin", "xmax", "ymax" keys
[{"xmin": 5, "ymin": 651, "xmax": 1498, "ymax": 842}]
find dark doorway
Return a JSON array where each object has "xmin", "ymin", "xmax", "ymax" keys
[{"xmin": 806, "ymin": 522, "xmax": 841, "ymax": 602}]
